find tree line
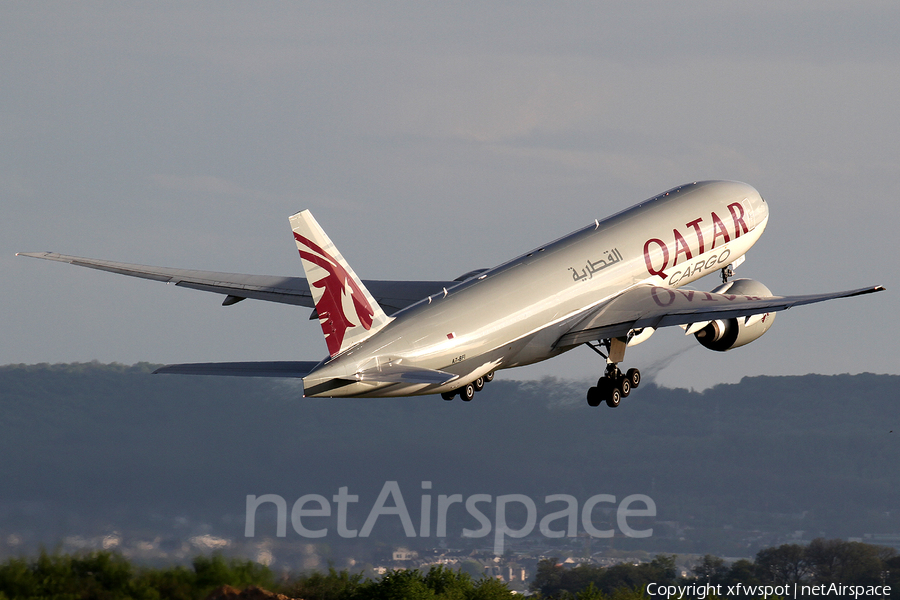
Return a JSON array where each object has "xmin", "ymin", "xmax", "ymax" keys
[
  {"xmin": 2, "ymin": 538, "xmax": 896, "ymax": 600},
  {"xmin": 0, "ymin": 551, "xmax": 514, "ymax": 600},
  {"xmin": 530, "ymin": 538, "xmax": 899, "ymax": 598}
]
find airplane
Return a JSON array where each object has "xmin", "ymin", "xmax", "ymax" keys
[{"xmin": 19, "ymin": 180, "xmax": 885, "ymax": 407}]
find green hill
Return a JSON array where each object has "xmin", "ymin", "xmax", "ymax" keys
[{"xmin": 0, "ymin": 363, "xmax": 897, "ymax": 558}]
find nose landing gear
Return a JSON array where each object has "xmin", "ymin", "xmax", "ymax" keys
[{"xmin": 584, "ymin": 338, "xmax": 642, "ymax": 408}]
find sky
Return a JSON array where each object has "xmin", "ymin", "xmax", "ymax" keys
[{"xmin": 3, "ymin": 3, "xmax": 897, "ymax": 391}]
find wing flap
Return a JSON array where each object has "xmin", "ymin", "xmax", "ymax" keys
[{"xmin": 556, "ymin": 284, "xmax": 885, "ymax": 348}]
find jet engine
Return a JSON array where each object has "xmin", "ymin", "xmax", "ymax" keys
[{"xmin": 693, "ymin": 279, "xmax": 776, "ymax": 351}]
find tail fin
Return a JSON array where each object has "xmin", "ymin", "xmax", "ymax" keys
[{"xmin": 290, "ymin": 210, "xmax": 391, "ymax": 357}]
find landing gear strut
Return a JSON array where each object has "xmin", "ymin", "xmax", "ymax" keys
[{"xmin": 584, "ymin": 338, "xmax": 641, "ymax": 408}]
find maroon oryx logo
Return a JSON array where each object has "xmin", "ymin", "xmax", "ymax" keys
[{"xmin": 294, "ymin": 232, "xmax": 375, "ymax": 356}]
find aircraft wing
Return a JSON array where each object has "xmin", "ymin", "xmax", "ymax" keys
[
  {"xmin": 556, "ymin": 283, "xmax": 886, "ymax": 348},
  {"xmin": 16, "ymin": 252, "xmax": 452, "ymax": 314}
]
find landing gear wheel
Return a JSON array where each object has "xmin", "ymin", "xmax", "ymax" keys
[
  {"xmin": 595, "ymin": 378, "xmax": 615, "ymax": 407},
  {"xmin": 626, "ymin": 368, "xmax": 641, "ymax": 389},
  {"xmin": 441, "ymin": 392, "xmax": 455, "ymax": 401},
  {"xmin": 459, "ymin": 383, "xmax": 475, "ymax": 402},
  {"xmin": 586, "ymin": 387, "xmax": 602, "ymax": 407},
  {"xmin": 585, "ymin": 338, "xmax": 643, "ymax": 408},
  {"xmin": 483, "ymin": 371, "xmax": 495, "ymax": 382},
  {"xmin": 606, "ymin": 386, "xmax": 622, "ymax": 408},
  {"xmin": 473, "ymin": 377, "xmax": 485, "ymax": 392}
]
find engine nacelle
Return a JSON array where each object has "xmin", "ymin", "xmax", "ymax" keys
[{"xmin": 694, "ymin": 279, "xmax": 776, "ymax": 351}]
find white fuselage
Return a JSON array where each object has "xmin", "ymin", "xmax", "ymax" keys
[{"xmin": 302, "ymin": 180, "xmax": 768, "ymax": 397}]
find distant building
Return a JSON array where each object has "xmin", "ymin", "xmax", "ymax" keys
[{"xmin": 392, "ymin": 547, "xmax": 418, "ymax": 561}]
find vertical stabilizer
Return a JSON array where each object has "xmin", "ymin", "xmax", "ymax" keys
[{"xmin": 290, "ymin": 210, "xmax": 391, "ymax": 357}]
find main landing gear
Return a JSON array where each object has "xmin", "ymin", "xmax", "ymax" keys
[
  {"xmin": 441, "ymin": 371, "xmax": 495, "ymax": 402},
  {"xmin": 584, "ymin": 338, "xmax": 641, "ymax": 408},
  {"xmin": 586, "ymin": 365, "xmax": 641, "ymax": 408}
]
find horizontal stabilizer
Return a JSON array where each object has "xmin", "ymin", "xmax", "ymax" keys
[{"xmin": 153, "ymin": 361, "xmax": 320, "ymax": 378}]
